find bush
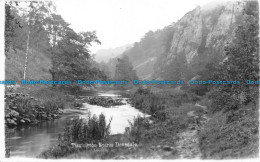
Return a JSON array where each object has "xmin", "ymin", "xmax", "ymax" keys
[
  {"xmin": 127, "ymin": 116, "xmax": 151, "ymax": 144},
  {"xmin": 131, "ymin": 87, "xmax": 200, "ymax": 120},
  {"xmin": 126, "ymin": 113, "xmax": 189, "ymax": 146},
  {"xmin": 61, "ymin": 114, "xmax": 112, "ymax": 144},
  {"xmin": 40, "ymin": 113, "xmax": 112, "ymax": 158},
  {"xmin": 199, "ymin": 102, "xmax": 259, "ymax": 159},
  {"xmin": 131, "ymin": 87, "xmax": 168, "ymax": 120}
]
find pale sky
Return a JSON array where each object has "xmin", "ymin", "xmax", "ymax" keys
[{"xmin": 54, "ymin": 0, "xmax": 210, "ymax": 53}]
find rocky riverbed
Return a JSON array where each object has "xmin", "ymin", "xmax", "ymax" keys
[{"xmin": 74, "ymin": 96, "xmax": 126, "ymax": 108}]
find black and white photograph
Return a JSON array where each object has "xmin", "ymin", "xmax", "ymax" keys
[{"xmin": 1, "ymin": 0, "xmax": 259, "ymax": 160}]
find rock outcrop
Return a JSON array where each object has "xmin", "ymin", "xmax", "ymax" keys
[
  {"xmin": 121, "ymin": 1, "xmax": 245, "ymax": 80},
  {"xmin": 156, "ymin": 1, "xmax": 245, "ymax": 79}
]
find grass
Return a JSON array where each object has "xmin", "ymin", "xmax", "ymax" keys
[
  {"xmin": 39, "ymin": 114, "xmax": 112, "ymax": 159},
  {"xmin": 198, "ymin": 101, "xmax": 259, "ymax": 159},
  {"xmin": 131, "ymin": 87, "xmax": 201, "ymax": 116}
]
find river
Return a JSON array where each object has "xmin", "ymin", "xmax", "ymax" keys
[{"xmin": 7, "ymin": 91, "xmax": 148, "ymax": 158}]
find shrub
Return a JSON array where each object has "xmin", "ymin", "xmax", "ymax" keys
[
  {"xmin": 126, "ymin": 114, "xmax": 189, "ymax": 145},
  {"xmin": 127, "ymin": 116, "xmax": 151, "ymax": 144},
  {"xmin": 39, "ymin": 113, "xmax": 112, "ymax": 158},
  {"xmin": 60, "ymin": 114, "xmax": 112, "ymax": 144},
  {"xmin": 199, "ymin": 102, "xmax": 259, "ymax": 159}
]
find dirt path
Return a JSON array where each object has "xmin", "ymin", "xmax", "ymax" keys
[
  {"xmin": 114, "ymin": 103, "xmax": 208, "ymax": 159},
  {"xmin": 187, "ymin": 110, "xmax": 195, "ymax": 117},
  {"xmin": 175, "ymin": 103, "xmax": 208, "ymax": 159},
  {"xmin": 195, "ymin": 103, "xmax": 207, "ymax": 110},
  {"xmin": 176, "ymin": 129, "xmax": 201, "ymax": 158}
]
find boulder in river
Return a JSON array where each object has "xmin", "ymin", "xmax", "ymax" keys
[{"xmin": 83, "ymin": 96, "xmax": 126, "ymax": 107}]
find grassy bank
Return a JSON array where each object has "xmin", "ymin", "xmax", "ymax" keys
[
  {"xmin": 198, "ymin": 99, "xmax": 259, "ymax": 159},
  {"xmin": 5, "ymin": 84, "xmax": 78, "ymax": 157},
  {"xmin": 39, "ymin": 87, "xmax": 205, "ymax": 159}
]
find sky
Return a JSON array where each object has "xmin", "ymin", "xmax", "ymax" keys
[{"xmin": 54, "ymin": 0, "xmax": 210, "ymax": 53}]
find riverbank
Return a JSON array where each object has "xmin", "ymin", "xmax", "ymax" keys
[
  {"xmin": 5, "ymin": 85, "xmax": 79, "ymax": 157},
  {"xmin": 37, "ymin": 87, "xmax": 207, "ymax": 159},
  {"xmin": 6, "ymin": 87, "xmax": 208, "ymax": 159},
  {"xmin": 5, "ymin": 86, "xmax": 77, "ymax": 128}
]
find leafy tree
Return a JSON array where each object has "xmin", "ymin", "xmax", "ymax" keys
[
  {"xmin": 50, "ymin": 28, "xmax": 101, "ymax": 93},
  {"xmin": 211, "ymin": 1, "xmax": 259, "ymax": 112},
  {"xmin": 161, "ymin": 53, "xmax": 188, "ymax": 81},
  {"xmin": 15, "ymin": 1, "xmax": 55, "ymax": 79},
  {"xmin": 188, "ymin": 63, "xmax": 215, "ymax": 96},
  {"xmin": 5, "ymin": 2, "xmax": 22, "ymax": 54},
  {"xmin": 199, "ymin": 2, "xmax": 259, "ymax": 158},
  {"xmin": 114, "ymin": 55, "xmax": 138, "ymax": 89},
  {"xmin": 45, "ymin": 14, "xmax": 68, "ymax": 48},
  {"xmin": 6, "ymin": 1, "xmax": 107, "ymax": 94}
]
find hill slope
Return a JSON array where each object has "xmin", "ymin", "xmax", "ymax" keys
[
  {"xmin": 93, "ymin": 44, "xmax": 132, "ymax": 63},
  {"xmin": 5, "ymin": 48, "xmax": 52, "ymax": 83},
  {"xmin": 120, "ymin": 1, "xmax": 245, "ymax": 80}
]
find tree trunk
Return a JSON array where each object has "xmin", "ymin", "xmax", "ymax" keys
[
  {"xmin": 49, "ymin": 68, "xmax": 57, "ymax": 88},
  {"xmin": 23, "ymin": 29, "xmax": 30, "ymax": 80},
  {"xmin": 23, "ymin": 2, "xmax": 33, "ymax": 80}
]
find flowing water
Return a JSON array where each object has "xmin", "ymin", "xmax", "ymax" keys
[{"xmin": 8, "ymin": 91, "xmax": 148, "ymax": 158}]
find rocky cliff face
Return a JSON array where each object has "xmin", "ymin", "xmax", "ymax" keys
[
  {"xmin": 121, "ymin": 1, "xmax": 245, "ymax": 80},
  {"xmin": 155, "ymin": 1, "xmax": 245, "ymax": 80},
  {"xmin": 172, "ymin": 1, "xmax": 244, "ymax": 62}
]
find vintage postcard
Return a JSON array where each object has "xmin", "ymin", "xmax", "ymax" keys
[{"xmin": 1, "ymin": 0, "xmax": 259, "ymax": 161}]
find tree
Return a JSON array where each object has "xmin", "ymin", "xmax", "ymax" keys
[
  {"xmin": 5, "ymin": 1, "xmax": 107, "ymax": 94},
  {"xmin": 114, "ymin": 55, "xmax": 138, "ymax": 89},
  {"xmin": 211, "ymin": 1, "xmax": 259, "ymax": 112},
  {"xmin": 161, "ymin": 53, "xmax": 188, "ymax": 82},
  {"xmin": 47, "ymin": 14, "xmax": 71, "ymax": 83},
  {"xmin": 5, "ymin": 2, "xmax": 21, "ymax": 54},
  {"xmin": 21, "ymin": 1, "xmax": 55, "ymax": 80},
  {"xmin": 50, "ymin": 28, "xmax": 101, "ymax": 93}
]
